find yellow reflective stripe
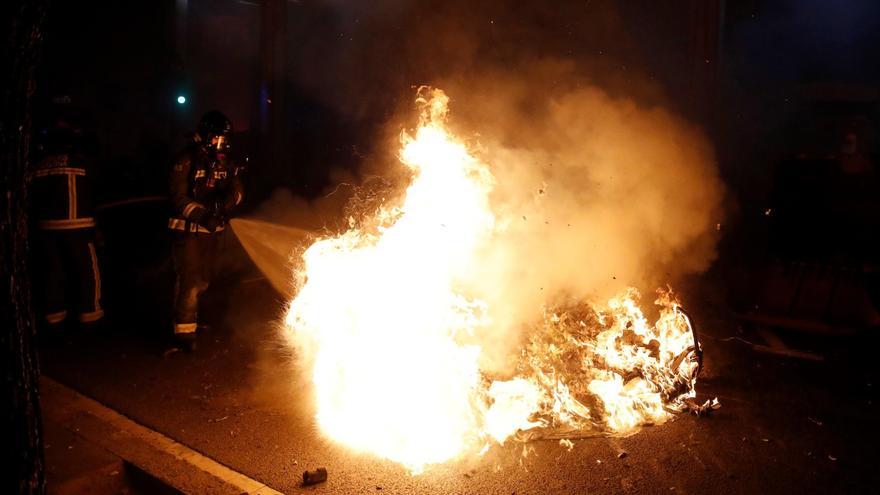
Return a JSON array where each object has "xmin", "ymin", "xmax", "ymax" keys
[
  {"xmin": 68, "ymin": 174, "xmax": 77, "ymax": 219},
  {"xmin": 38, "ymin": 218, "xmax": 96, "ymax": 230},
  {"xmin": 32, "ymin": 167, "xmax": 86, "ymax": 177},
  {"xmin": 182, "ymin": 202, "xmax": 203, "ymax": 219},
  {"xmin": 174, "ymin": 322, "xmax": 197, "ymax": 334},
  {"xmin": 87, "ymin": 241, "xmax": 102, "ymax": 313},
  {"xmin": 167, "ymin": 218, "xmax": 224, "ymax": 233},
  {"xmin": 78, "ymin": 310, "xmax": 104, "ymax": 323},
  {"xmin": 46, "ymin": 310, "xmax": 68, "ymax": 324}
]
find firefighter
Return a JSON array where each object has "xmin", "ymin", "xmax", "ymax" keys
[
  {"xmin": 169, "ymin": 110, "xmax": 243, "ymax": 349},
  {"xmin": 30, "ymin": 104, "xmax": 104, "ymax": 329}
]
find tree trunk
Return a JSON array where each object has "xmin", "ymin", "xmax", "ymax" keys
[{"xmin": 1, "ymin": 1, "xmax": 48, "ymax": 494}]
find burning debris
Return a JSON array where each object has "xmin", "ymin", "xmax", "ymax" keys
[
  {"xmin": 283, "ymin": 88, "xmax": 717, "ymax": 473},
  {"xmin": 497, "ymin": 288, "xmax": 707, "ymax": 440},
  {"xmin": 685, "ymin": 397, "xmax": 722, "ymax": 417}
]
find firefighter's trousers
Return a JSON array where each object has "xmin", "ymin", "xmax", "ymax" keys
[
  {"xmin": 34, "ymin": 228, "xmax": 104, "ymax": 325},
  {"xmin": 171, "ymin": 231, "xmax": 220, "ymax": 335}
]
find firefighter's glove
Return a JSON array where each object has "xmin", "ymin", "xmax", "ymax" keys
[
  {"xmin": 222, "ymin": 189, "xmax": 243, "ymax": 214},
  {"xmin": 221, "ymin": 197, "xmax": 237, "ymax": 215},
  {"xmin": 201, "ymin": 214, "xmax": 222, "ymax": 233}
]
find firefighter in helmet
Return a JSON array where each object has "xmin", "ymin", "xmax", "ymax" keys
[
  {"xmin": 30, "ymin": 102, "xmax": 104, "ymax": 329},
  {"xmin": 169, "ymin": 110, "xmax": 243, "ymax": 348}
]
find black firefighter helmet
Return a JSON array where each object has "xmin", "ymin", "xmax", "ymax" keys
[
  {"xmin": 37, "ymin": 95, "xmax": 86, "ymax": 155},
  {"xmin": 196, "ymin": 110, "xmax": 232, "ymax": 153}
]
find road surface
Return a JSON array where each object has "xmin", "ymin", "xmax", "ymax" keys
[{"xmin": 41, "ymin": 279, "xmax": 880, "ymax": 494}]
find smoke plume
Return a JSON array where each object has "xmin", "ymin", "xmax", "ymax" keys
[{"xmin": 425, "ymin": 63, "xmax": 724, "ymax": 368}]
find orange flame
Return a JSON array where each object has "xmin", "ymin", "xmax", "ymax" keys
[{"xmin": 284, "ymin": 88, "xmax": 703, "ymax": 473}]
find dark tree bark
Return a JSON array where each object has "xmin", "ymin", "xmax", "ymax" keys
[{"xmin": 1, "ymin": 1, "xmax": 48, "ymax": 494}]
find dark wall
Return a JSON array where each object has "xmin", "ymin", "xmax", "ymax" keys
[
  {"xmin": 716, "ymin": 0, "xmax": 880, "ymax": 272},
  {"xmin": 42, "ymin": 0, "xmax": 880, "ymax": 215},
  {"xmin": 721, "ymin": 0, "xmax": 880, "ymax": 182},
  {"xmin": 37, "ymin": 0, "xmax": 728, "ymax": 206}
]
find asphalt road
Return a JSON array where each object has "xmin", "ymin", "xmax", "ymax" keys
[{"xmin": 41, "ymin": 279, "xmax": 880, "ymax": 494}]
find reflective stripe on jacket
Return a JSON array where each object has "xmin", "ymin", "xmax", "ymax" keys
[
  {"xmin": 167, "ymin": 218, "xmax": 225, "ymax": 234},
  {"xmin": 168, "ymin": 143, "xmax": 242, "ymax": 234},
  {"xmin": 30, "ymin": 153, "xmax": 96, "ymax": 230}
]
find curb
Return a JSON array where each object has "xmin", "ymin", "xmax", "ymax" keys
[{"xmin": 41, "ymin": 376, "xmax": 284, "ymax": 495}]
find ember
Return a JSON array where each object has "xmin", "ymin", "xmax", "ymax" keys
[{"xmin": 284, "ymin": 88, "xmax": 711, "ymax": 473}]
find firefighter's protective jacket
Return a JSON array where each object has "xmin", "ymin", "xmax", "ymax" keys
[
  {"xmin": 30, "ymin": 152, "xmax": 96, "ymax": 230},
  {"xmin": 168, "ymin": 143, "xmax": 243, "ymax": 234},
  {"xmin": 30, "ymin": 150, "xmax": 104, "ymax": 324}
]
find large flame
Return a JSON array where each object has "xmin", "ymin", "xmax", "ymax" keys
[{"xmin": 284, "ymin": 88, "xmax": 703, "ymax": 473}]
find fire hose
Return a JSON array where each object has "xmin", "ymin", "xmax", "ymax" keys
[{"xmin": 95, "ymin": 195, "xmax": 166, "ymax": 211}]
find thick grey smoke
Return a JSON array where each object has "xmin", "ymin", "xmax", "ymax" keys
[{"xmin": 427, "ymin": 63, "xmax": 724, "ymax": 368}]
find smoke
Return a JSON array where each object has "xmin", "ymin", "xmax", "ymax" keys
[
  {"xmin": 424, "ymin": 64, "xmax": 724, "ymax": 369},
  {"xmin": 237, "ymin": 1, "xmax": 724, "ymax": 379}
]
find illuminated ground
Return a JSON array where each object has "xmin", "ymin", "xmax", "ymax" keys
[{"xmin": 41, "ymin": 279, "xmax": 880, "ymax": 494}]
